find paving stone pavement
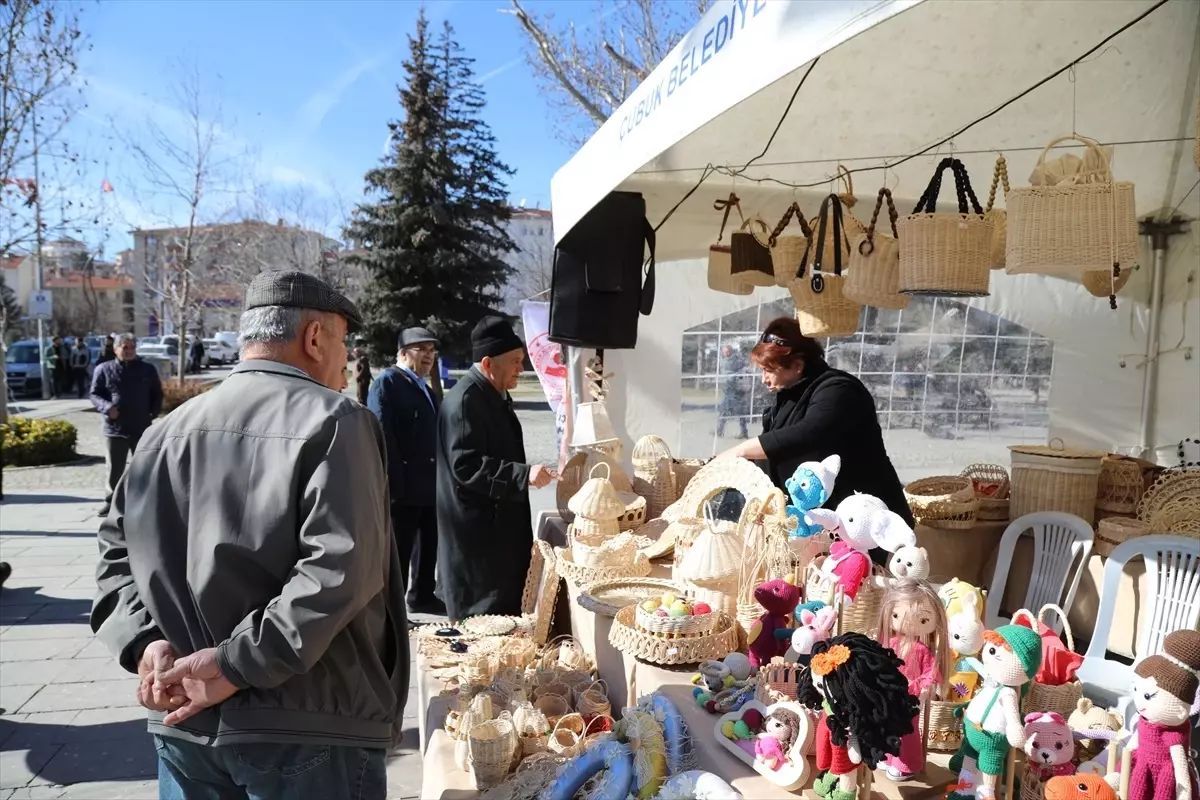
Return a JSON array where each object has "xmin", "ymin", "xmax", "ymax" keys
[{"xmin": 0, "ymin": 492, "xmax": 424, "ymax": 799}]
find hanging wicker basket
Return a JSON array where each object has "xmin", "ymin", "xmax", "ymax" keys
[
  {"xmin": 1081, "ymin": 265, "xmax": 1133, "ymax": 299},
  {"xmin": 1095, "ymin": 516, "xmax": 1149, "ymax": 558},
  {"xmin": 768, "ymin": 202, "xmax": 812, "ymax": 288},
  {"xmin": 984, "ymin": 155, "xmax": 1010, "ymax": 269},
  {"xmin": 961, "ymin": 463, "xmax": 1010, "ymax": 522},
  {"xmin": 845, "ymin": 187, "xmax": 909, "ymax": 309},
  {"xmin": 790, "ymin": 193, "xmax": 862, "ymax": 337},
  {"xmin": 1009, "ymin": 440, "xmax": 1105, "ymax": 524},
  {"xmin": 708, "ymin": 194, "xmax": 755, "ymax": 295},
  {"xmin": 732, "ymin": 216, "xmax": 778, "ymax": 287},
  {"xmin": 905, "ymin": 476, "xmax": 979, "ymax": 530},
  {"xmin": 897, "ymin": 157, "xmax": 991, "ymax": 297}
]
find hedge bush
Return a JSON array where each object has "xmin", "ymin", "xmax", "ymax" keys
[
  {"xmin": 160, "ymin": 380, "xmax": 213, "ymax": 415},
  {"xmin": 1, "ymin": 417, "xmax": 79, "ymax": 467}
]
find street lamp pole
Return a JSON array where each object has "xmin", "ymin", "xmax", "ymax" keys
[{"xmin": 31, "ymin": 110, "xmax": 49, "ymax": 399}]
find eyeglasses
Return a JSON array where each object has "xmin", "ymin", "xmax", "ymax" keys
[{"xmin": 759, "ymin": 332, "xmax": 793, "ymax": 350}]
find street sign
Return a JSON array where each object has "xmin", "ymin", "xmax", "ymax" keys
[{"xmin": 28, "ymin": 290, "xmax": 53, "ymax": 320}]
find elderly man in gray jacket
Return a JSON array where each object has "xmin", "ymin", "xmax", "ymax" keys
[{"xmin": 91, "ymin": 271, "xmax": 407, "ymax": 799}]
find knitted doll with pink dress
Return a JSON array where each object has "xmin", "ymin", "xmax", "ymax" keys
[
  {"xmin": 876, "ymin": 579, "xmax": 952, "ymax": 782},
  {"xmin": 1128, "ymin": 628, "xmax": 1200, "ymax": 800}
]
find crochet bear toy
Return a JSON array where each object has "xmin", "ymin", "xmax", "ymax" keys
[
  {"xmin": 747, "ymin": 578, "xmax": 801, "ymax": 668},
  {"xmin": 888, "ymin": 545, "xmax": 930, "ymax": 580},
  {"xmin": 1023, "ymin": 712, "xmax": 1076, "ymax": 782}
]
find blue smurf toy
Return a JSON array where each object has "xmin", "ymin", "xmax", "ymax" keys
[{"xmin": 783, "ymin": 454, "xmax": 841, "ymax": 538}]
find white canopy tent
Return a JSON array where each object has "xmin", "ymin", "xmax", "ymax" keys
[{"xmin": 550, "ymin": 0, "xmax": 1199, "ymax": 471}]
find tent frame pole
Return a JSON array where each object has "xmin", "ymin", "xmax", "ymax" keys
[{"xmin": 1136, "ymin": 216, "xmax": 1187, "ymax": 461}]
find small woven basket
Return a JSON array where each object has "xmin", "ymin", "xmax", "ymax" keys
[
  {"xmin": 905, "ymin": 476, "xmax": 979, "ymax": 530},
  {"xmin": 1081, "ymin": 265, "xmax": 1133, "ymax": 299},
  {"xmin": 1096, "ymin": 455, "xmax": 1147, "ymax": 514},
  {"xmin": 632, "ymin": 435, "xmax": 676, "ymax": 518},
  {"xmin": 845, "ymin": 187, "xmax": 909, "ymax": 309},
  {"xmin": 547, "ymin": 713, "xmax": 585, "ymax": 757},
  {"xmin": 1005, "ymin": 135, "xmax": 1139, "ymax": 277},
  {"xmin": 1095, "ymin": 516, "xmax": 1150, "ymax": 558},
  {"xmin": 671, "ymin": 458, "xmax": 708, "ymax": 494},
  {"xmin": 923, "ymin": 699, "xmax": 966, "ymax": 752},
  {"xmin": 532, "ymin": 694, "xmax": 569, "ymax": 727},
  {"xmin": 756, "ymin": 657, "xmax": 803, "ymax": 703},
  {"xmin": 983, "ymin": 155, "xmax": 1010, "ymax": 270},
  {"xmin": 554, "ymin": 547, "xmax": 651, "ymax": 590},
  {"xmin": 573, "ymin": 680, "xmax": 612, "ymax": 721},
  {"xmin": 470, "ymin": 716, "xmax": 517, "ymax": 789},
  {"xmin": 608, "ymin": 605, "xmax": 741, "ymax": 666},
  {"xmin": 961, "ymin": 463, "xmax": 1011, "ymax": 522},
  {"xmin": 1014, "ymin": 605, "xmax": 1084, "ymax": 719},
  {"xmin": 1010, "ymin": 441, "xmax": 1105, "ymax": 524},
  {"xmin": 496, "ymin": 637, "xmax": 537, "ymax": 673},
  {"xmin": 635, "ymin": 604, "xmax": 720, "ymax": 638},
  {"xmin": 839, "ymin": 577, "xmax": 886, "ymax": 638},
  {"xmin": 897, "ymin": 157, "xmax": 992, "ymax": 297},
  {"xmin": 537, "ymin": 635, "xmax": 595, "ymax": 675}
]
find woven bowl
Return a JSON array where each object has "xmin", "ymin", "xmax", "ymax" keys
[
  {"xmin": 608, "ymin": 605, "xmax": 740, "ymax": 666},
  {"xmin": 570, "ymin": 531, "xmax": 637, "ymax": 569},
  {"xmin": 555, "ymin": 547, "xmax": 651, "ymax": 590},
  {"xmin": 905, "ymin": 476, "xmax": 979, "ymax": 529},
  {"xmin": 576, "ymin": 577, "xmax": 687, "ymax": 618},
  {"xmin": 635, "ymin": 604, "xmax": 720, "ymax": 638}
]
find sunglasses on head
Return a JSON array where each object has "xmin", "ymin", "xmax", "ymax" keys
[{"xmin": 759, "ymin": 332, "xmax": 793, "ymax": 350}]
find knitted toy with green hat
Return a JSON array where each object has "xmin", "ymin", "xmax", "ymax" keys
[{"xmin": 948, "ymin": 624, "xmax": 1044, "ymax": 800}]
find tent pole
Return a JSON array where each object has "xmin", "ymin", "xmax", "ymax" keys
[{"xmin": 1136, "ymin": 216, "xmax": 1187, "ymax": 461}]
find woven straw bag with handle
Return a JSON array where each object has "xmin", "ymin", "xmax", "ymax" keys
[
  {"xmin": 708, "ymin": 194, "xmax": 754, "ymax": 295},
  {"xmin": 898, "ymin": 157, "xmax": 991, "ymax": 297},
  {"xmin": 845, "ymin": 187, "xmax": 909, "ymax": 310},
  {"xmin": 790, "ymin": 193, "xmax": 862, "ymax": 338},
  {"xmin": 984, "ymin": 155, "xmax": 1010, "ymax": 270},
  {"xmin": 768, "ymin": 202, "xmax": 814, "ymax": 288},
  {"xmin": 733, "ymin": 216, "xmax": 777, "ymax": 287}
]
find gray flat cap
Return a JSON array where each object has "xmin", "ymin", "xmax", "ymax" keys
[
  {"xmin": 399, "ymin": 327, "xmax": 438, "ymax": 349},
  {"xmin": 244, "ymin": 270, "xmax": 363, "ymax": 331}
]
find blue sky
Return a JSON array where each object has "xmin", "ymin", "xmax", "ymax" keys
[{"xmin": 68, "ymin": 0, "xmax": 583, "ymax": 253}]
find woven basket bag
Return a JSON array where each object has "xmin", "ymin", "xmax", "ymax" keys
[
  {"xmin": 708, "ymin": 194, "xmax": 755, "ymax": 295},
  {"xmin": 732, "ymin": 216, "xmax": 777, "ymax": 287},
  {"xmin": 1095, "ymin": 515, "xmax": 1149, "ymax": 558},
  {"xmin": 1014, "ymin": 605, "xmax": 1083, "ymax": 719},
  {"xmin": 897, "ymin": 157, "xmax": 992, "ymax": 297},
  {"xmin": 845, "ymin": 187, "xmax": 909, "ymax": 309},
  {"xmin": 1006, "ymin": 135, "xmax": 1138, "ymax": 278},
  {"xmin": 983, "ymin": 155, "xmax": 1010, "ymax": 270},
  {"xmin": 768, "ymin": 202, "xmax": 812, "ymax": 288},
  {"xmin": 790, "ymin": 193, "xmax": 862, "ymax": 337}
]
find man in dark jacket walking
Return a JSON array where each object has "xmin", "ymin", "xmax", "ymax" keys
[
  {"xmin": 90, "ymin": 334, "xmax": 163, "ymax": 517},
  {"xmin": 70, "ymin": 336, "xmax": 91, "ymax": 398},
  {"xmin": 91, "ymin": 272, "xmax": 406, "ymax": 799},
  {"xmin": 436, "ymin": 317, "xmax": 553, "ymax": 621},
  {"xmin": 368, "ymin": 327, "xmax": 444, "ymax": 616}
]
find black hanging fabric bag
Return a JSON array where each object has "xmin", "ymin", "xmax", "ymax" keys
[{"xmin": 548, "ymin": 191, "xmax": 656, "ymax": 350}]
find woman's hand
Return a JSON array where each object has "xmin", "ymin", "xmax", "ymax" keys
[{"xmin": 716, "ymin": 437, "xmax": 765, "ymax": 461}]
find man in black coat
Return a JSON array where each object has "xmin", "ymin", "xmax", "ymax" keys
[
  {"xmin": 435, "ymin": 317, "xmax": 553, "ymax": 621},
  {"xmin": 368, "ymin": 327, "xmax": 444, "ymax": 616}
]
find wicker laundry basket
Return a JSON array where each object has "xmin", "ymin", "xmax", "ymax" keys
[
  {"xmin": 898, "ymin": 157, "xmax": 991, "ymax": 297},
  {"xmin": 845, "ymin": 187, "xmax": 909, "ymax": 309},
  {"xmin": 1006, "ymin": 135, "xmax": 1139, "ymax": 278},
  {"xmin": 1009, "ymin": 441, "xmax": 1105, "ymax": 524}
]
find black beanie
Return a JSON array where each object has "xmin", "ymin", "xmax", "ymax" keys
[{"xmin": 471, "ymin": 316, "xmax": 523, "ymax": 362}]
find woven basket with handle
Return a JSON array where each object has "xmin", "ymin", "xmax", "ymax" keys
[
  {"xmin": 790, "ymin": 193, "xmax": 862, "ymax": 337},
  {"xmin": 733, "ymin": 216, "xmax": 777, "ymax": 287},
  {"xmin": 1006, "ymin": 135, "xmax": 1138, "ymax": 278},
  {"xmin": 984, "ymin": 155, "xmax": 1010, "ymax": 270},
  {"xmin": 961, "ymin": 463, "xmax": 1010, "ymax": 522},
  {"xmin": 845, "ymin": 187, "xmax": 909, "ymax": 309},
  {"xmin": 708, "ymin": 194, "xmax": 755, "ymax": 295},
  {"xmin": 897, "ymin": 157, "xmax": 991, "ymax": 297},
  {"xmin": 769, "ymin": 202, "xmax": 812, "ymax": 288},
  {"xmin": 1013, "ymin": 605, "xmax": 1083, "ymax": 719},
  {"xmin": 905, "ymin": 476, "xmax": 979, "ymax": 530}
]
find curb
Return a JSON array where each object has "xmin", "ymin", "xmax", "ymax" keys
[{"xmin": 3, "ymin": 456, "xmax": 102, "ymax": 472}]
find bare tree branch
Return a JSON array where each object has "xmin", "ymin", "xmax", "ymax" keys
[
  {"xmin": 507, "ymin": 0, "xmax": 608, "ymax": 126},
  {"xmin": 602, "ymin": 41, "xmax": 647, "ymax": 83}
]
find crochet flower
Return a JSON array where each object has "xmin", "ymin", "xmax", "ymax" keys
[{"xmin": 811, "ymin": 643, "xmax": 851, "ymax": 675}]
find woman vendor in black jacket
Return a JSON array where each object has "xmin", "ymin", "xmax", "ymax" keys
[{"xmin": 717, "ymin": 316, "xmax": 913, "ymax": 563}]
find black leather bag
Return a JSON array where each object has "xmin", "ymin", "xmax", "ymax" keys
[{"xmin": 548, "ymin": 191, "xmax": 655, "ymax": 350}]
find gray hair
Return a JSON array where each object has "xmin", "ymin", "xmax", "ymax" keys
[
  {"xmin": 116, "ymin": 334, "xmax": 136, "ymax": 346},
  {"xmin": 237, "ymin": 306, "xmax": 306, "ymax": 353}
]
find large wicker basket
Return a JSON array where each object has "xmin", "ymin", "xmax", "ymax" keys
[
  {"xmin": 608, "ymin": 605, "xmax": 740, "ymax": 665},
  {"xmin": 961, "ymin": 463, "xmax": 1011, "ymax": 522},
  {"xmin": 1009, "ymin": 441, "xmax": 1105, "ymax": 524},
  {"xmin": 845, "ymin": 187, "xmax": 909, "ymax": 309},
  {"xmin": 1095, "ymin": 516, "xmax": 1149, "ymax": 558},
  {"xmin": 1095, "ymin": 455, "xmax": 1148, "ymax": 514},
  {"xmin": 905, "ymin": 476, "xmax": 979, "ymax": 530},
  {"xmin": 897, "ymin": 157, "xmax": 991, "ymax": 297},
  {"xmin": 790, "ymin": 194, "xmax": 862, "ymax": 338},
  {"xmin": 1006, "ymin": 135, "xmax": 1139, "ymax": 277}
]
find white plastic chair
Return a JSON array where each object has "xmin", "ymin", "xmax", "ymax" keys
[
  {"xmin": 984, "ymin": 512, "xmax": 1094, "ymax": 630},
  {"xmin": 1075, "ymin": 534, "xmax": 1200, "ymax": 718}
]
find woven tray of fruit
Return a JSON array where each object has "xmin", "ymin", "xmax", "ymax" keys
[{"xmin": 635, "ymin": 590, "xmax": 718, "ymax": 637}]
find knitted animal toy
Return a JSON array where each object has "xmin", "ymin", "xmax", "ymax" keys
[
  {"xmin": 1045, "ymin": 774, "xmax": 1118, "ymax": 800},
  {"xmin": 877, "ymin": 579, "xmax": 952, "ymax": 782},
  {"xmin": 1067, "ymin": 698, "xmax": 1123, "ymax": 763},
  {"xmin": 784, "ymin": 455, "xmax": 840, "ymax": 538},
  {"xmin": 1023, "ymin": 712, "xmax": 1076, "ymax": 782},
  {"xmin": 946, "ymin": 592, "xmax": 986, "ymax": 702},
  {"xmin": 939, "ymin": 578, "xmax": 987, "ymax": 622},
  {"xmin": 797, "ymin": 633, "xmax": 920, "ymax": 800},
  {"xmin": 747, "ymin": 578, "xmax": 801, "ymax": 668},
  {"xmin": 786, "ymin": 606, "xmax": 838, "ymax": 664},
  {"xmin": 808, "ymin": 493, "xmax": 916, "ymax": 602},
  {"xmin": 754, "ymin": 707, "xmax": 802, "ymax": 770},
  {"xmin": 949, "ymin": 624, "xmax": 1043, "ymax": 800},
  {"xmin": 889, "ymin": 545, "xmax": 930, "ymax": 580},
  {"xmin": 1127, "ymin": 628, "xmax": 1200, "ymax": 800}
]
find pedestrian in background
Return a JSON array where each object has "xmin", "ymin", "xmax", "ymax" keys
[
  {"xmin": 47, "ymin": 336, "xmax": 67, "ymax": 398},
  {"xmin": 368, "ymin": 327, "xmax": 444, "ymax": 617},
  {"xmin": 89, "ymin": 334, "xmax": 163, "ymax": 517},
  {"xmin": 70, "ymin": 336, "xmax": 91, "ymax": 398},
  {"xmin": 436, "ymin": 316, "xmax": 554, "ymax": 620},
  {"xmin": 98, "ymin": 335, "xmax": 116, "ymax": 365},
  {"xmin": 353, "ymin": 346, "xmax": 372, "ymax": 405},
  {"xmin": 91, "ymin": 271, "xmax": 406, "ymax": 799}
]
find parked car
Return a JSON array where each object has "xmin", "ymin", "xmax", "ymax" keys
[
  {"xmin": 4, "ymin": 339, "xmax": 48, "ymax": 398},
  {"xmin": 135, "ymin": 343, "xmax": 180, "ymax": 378},
  {"xmin": 162, "ymin": 335, "xmax": 209, "ymax": 370},
  {"xmin": 203, "ymin": 338, "xmax": 238, "ymax": 366}
]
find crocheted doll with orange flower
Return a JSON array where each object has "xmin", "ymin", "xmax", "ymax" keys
[
  {"xmin": 797, "ymin": 632, "xmax": 920, "ymax": 800},
  {"xmin": 1127, "ymin": 628, "xmax": 1200, "ymax": 800}
]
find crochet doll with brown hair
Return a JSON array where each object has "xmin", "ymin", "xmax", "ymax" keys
[
  {"xmin": 797, "ymin": 632, "xmax": 920, "ymax": 800},
  {"xmin": 1128, "ymin": 629, "xmax": 1200, "ymax": 800}
]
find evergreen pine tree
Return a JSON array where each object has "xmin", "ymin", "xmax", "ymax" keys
[{"xmin": 346, "ymin": 11, "xmax": 515, "ymax": 361}]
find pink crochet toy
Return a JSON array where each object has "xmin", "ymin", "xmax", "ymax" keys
[
  {"xmin": 754, "ymin": 707, "xmax": 802, "ymax": 771},
  {"xmin": 1128, "ymin": 629, "xmax": 1200, "ymax": 800},
  {"xmin": 747, "ymin": 578, "xmax": 801, "ymax": 669},
  {"xmin": 808, "ymin": 493, "xmax": 915, "ymax": 601},
  {"xmin": 1023, "ymin": 712, "xmax": 1076, "ymax": 782}
]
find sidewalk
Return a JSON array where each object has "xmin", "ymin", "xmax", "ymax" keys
[
  {"xmin": 0, "ymin": 490, "xmax": 423, "ymax": 799},
  {"xmin": 6, "ymin": 368, "xmax": 234, "ymax": 422}
]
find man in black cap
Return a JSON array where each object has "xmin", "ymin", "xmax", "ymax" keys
[
  {"xmin": 368, "ymin": 326, "xmax": 445, "ymax": 617},
  {"xmin": 92, "ymin": 271, "xmax": 407, "ymax": 799},
  {"xmin": 436, "ymin": 315, "xmax": 554, "ymax": 620}
]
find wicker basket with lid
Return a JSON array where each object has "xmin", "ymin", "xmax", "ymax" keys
[
  {"xmin": 567, "ymin": 464, "xmax": 625, "ymax": 539},
  {"xmin": 632, "ymin": 435, "xmax": 676, "ymax": 519},
  {"xmin": 1009, "ymin": 441, "xmax": 1105, "ymax": 524}
]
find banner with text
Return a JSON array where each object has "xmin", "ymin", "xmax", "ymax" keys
[{"xmin": 521, "ymin": 300, "xmax": 569, "ymax": 461}]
